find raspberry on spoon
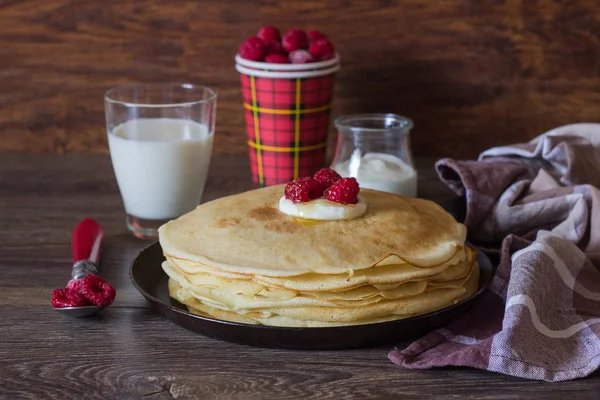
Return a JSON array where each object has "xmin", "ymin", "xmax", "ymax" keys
[
  {"xmin": 67, "ymin": 274, "xmax": 116, "ymax": 307},
  {"xmin": 51, "ymin": 288, "xmax": 91, "ymax": 308},
  {"xmin": 325, "ymin": 177, "xmax": 360, "ymax": 204}
]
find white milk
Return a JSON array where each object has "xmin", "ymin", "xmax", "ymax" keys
[
  {"xmin": 332, "ymin": 152, "xmax": 417, "ymax": 197},
  {"xmin": 108, "ymin": 118, "xmax": 214, "ymax": 220}
]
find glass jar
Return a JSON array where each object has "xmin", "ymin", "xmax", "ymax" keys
[{"xmin": 330, "ymin": 113, "xmax": 417, "ymax": 197}]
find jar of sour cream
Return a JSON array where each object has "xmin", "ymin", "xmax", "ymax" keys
[{"xmin": 330, "ymin": 113, "xmax": 417, "ymax": 197}]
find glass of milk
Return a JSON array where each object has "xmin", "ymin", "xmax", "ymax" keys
[
  {"xmin": 105, "ymin": 83, "xmax": 217, "ymax": 239},
  {"xmin": 331, "ymin": 113, "xmax": 417, "ymax": 197}
]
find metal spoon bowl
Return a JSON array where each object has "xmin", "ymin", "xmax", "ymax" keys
[{"xmin": 54, "ymin": 305, "xmax": 105, "ymax": 317}]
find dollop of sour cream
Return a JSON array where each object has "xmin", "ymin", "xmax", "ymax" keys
[{"xmin": 278, "ymin": 196, "xmax": 367, "ymax": 221}]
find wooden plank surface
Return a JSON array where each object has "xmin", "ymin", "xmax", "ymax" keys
[
  {"xmin": 1, "ymin": 154, "xmax": 599, "ymax": 399},
  {"xmin": 2, "ymin": 0, "xmax": 600, "ymax": 159}
]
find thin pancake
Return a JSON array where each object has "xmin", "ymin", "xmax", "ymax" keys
[
  {"xmin": 165, "ymin": 261, "xmax": 414, "ymax": 309},
  {"xmin": 170, "ymin": 279, "xmax": 429, "ymax": 328},
  {"xmin": 164, "ymin": 262, "xmax": 479, "ymax": 319},
  {"xmin": 166, "ymin": 247, "xmax": 471, "ymax": 292},
  {"xmin": 168, "ymin": 261, "xmax": 479, "ymax": 326},
  {"xmin": 167, "ymin": 257, "xmax": 430, "ymax": 302},
  {"xmin": 159, "ymin": 186, "xmax": 467, "ymax": 277}
]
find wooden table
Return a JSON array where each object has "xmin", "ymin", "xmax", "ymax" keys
[{"xmin": 1, "ymin": 154, "xmax": 598, "ymax": 399}]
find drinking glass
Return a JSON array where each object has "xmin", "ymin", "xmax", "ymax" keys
[
  {"xmin": 330, "ymin": 113, "xmax": 417, "ymax": 197},
  {"xmin": 105, "ymin": 83, "xmax": 217, "ymax": 239}
]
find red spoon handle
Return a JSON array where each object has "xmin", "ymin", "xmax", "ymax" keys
[{"xmin": 72, "ymin": 218, "xmax": 103, "ymax": 264}]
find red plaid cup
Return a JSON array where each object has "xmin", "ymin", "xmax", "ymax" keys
[{"xmin": 235, "ymin": 54, "xmax": 340, "ymax": 187}]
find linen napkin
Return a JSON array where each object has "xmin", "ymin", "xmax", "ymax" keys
[{"xmin": 388, "ymin": 123, "xmax": 600, "ymax": 382}]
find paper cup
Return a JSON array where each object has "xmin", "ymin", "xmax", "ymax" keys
[{"xmin": 236, "ymin": 54, "xmax": 340, "ymax": 187}]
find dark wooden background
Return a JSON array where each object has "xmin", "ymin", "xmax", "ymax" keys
[{"xmin": 2, "ymin": 0, "xmax": 600, "ymax": 158}]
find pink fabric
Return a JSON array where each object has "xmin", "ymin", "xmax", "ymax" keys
[{"xmin": 389, "ymin": 124, "xmax": 600, "ymax": 381}]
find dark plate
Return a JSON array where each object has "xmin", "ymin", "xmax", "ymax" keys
[{"xmin": 129, "ymin": 242, "xmax": 496, "ymax": 350}]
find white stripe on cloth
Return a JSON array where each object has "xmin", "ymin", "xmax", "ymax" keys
[
  {"xmin": 487, "ymin": 352, "xmax": 600, "ymax": 382},
  {"xmin": 513, "ymin": 242, "xmax": 600, "ymax": 301},
  {"xmin": 506, "ymin": 294, "xmax": 600, "ymax": 339}
]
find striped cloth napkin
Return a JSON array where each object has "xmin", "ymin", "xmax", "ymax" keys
[{"xmin": 389, "ymin": 123, "xmax": 600, "ymax": 382}]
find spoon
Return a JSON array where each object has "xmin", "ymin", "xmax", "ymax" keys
[{"xmin": 54, "ymin": 218, "xmax": 105, "ymax": 317}]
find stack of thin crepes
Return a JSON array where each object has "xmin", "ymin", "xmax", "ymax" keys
[{"xmin": 158, "ymin": 185, "xmax": 480, "ymax": 327}]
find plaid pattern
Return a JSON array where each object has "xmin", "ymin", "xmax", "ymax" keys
[{"xmin": 240, "ymin": 73, "xmax": 334, "ymax": 186}]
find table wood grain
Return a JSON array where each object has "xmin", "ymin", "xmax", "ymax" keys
[
  {"xmin": 1, "ymin": 154, "xmax": 598, "ymax": 400},
  {"xmin": 4, "ymin": 0, "xmax": 600, "ymax": 158}
]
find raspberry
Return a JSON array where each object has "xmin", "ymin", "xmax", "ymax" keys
[
  {"xmin": 52, "ymin": 288, "xmax": 91, "ymax": 308},
  {"xmin": 239, "ymin": 37, "xmax": 266, "ymax": 61},
  {"xmin": 289, "ymin": 49, "xmax": 313, "ymax": 64},
  {"xmin": 313, "ymin": 168, "xmax": 342, "ymax": 191},
  {"xmin": 67, "ymin": 274, "xmax": 116, "ymax": 307},
  {"xmin": 263, "ymin": 39, "xmax": 285, "ymax": 55},
  {"xmin": 284, "ymin": 177, "xmax": 322, "ymax": 203},
  {"xmin": 257, "ymin": 26, "xmax": 281, "ymax": 43},
  {"xmin": 307, "ymin": 30, "xmax": 327, "ymax": 42},
  {"xmin": 282, "ymin": 28, "xmax": 309, "ymax": 52},
  {"xmin": 309, "ymin": 38, "xmax": 335, "ymax": 61},
  {"xmin": 325, "ymin": 177, "xmax": 360, "ymax": 204},
  {"xmin": 265, "ymin": 54, "xmax": 290, "ymax": 64}
]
